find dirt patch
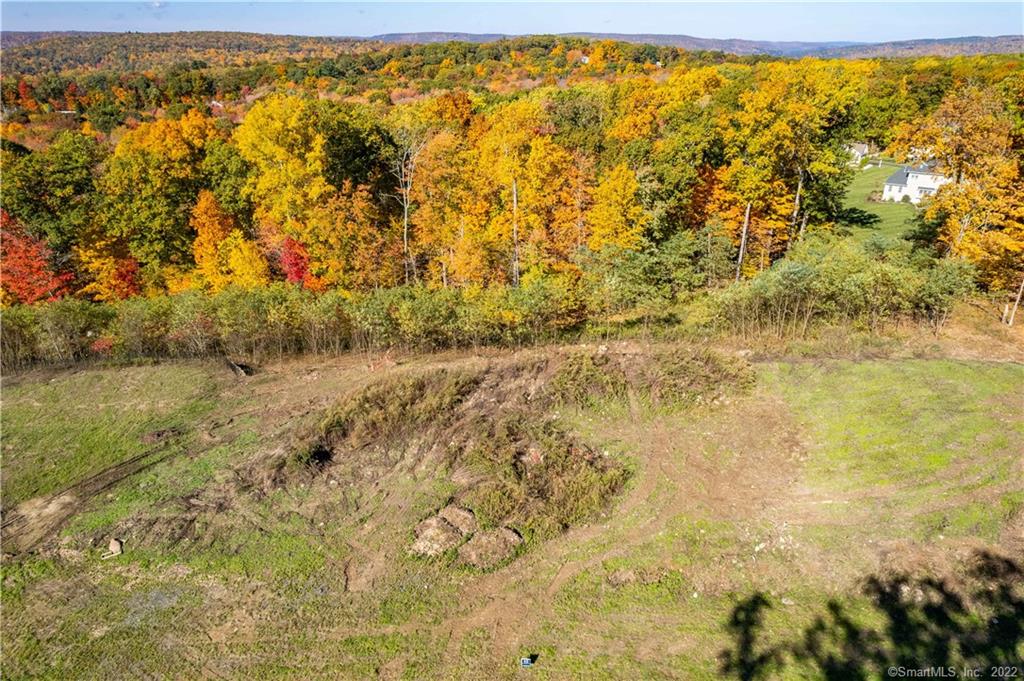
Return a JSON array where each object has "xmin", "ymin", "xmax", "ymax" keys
[
  {"xmin": 606, "ymin": 566, "xmax": 667, "ymax": 588},
  {"xmin": 141, "ymin": 427, "xmax": 183, "ymax": 445},
  {"xmin": 1, "ymin": 442, "xmax": 185, "ymax": 555}
]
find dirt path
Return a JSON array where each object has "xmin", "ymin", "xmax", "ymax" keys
[{"xmin": 436, "ymin": 389, "xmax": 821, "ymax": 671}]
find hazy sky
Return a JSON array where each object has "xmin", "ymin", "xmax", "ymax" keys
[{"xmin": 2, "ymin": 2, "xmax": 1022, "ymax": 43}]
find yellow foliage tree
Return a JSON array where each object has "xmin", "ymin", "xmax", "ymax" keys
[
  {"xmin": 890, "ymin": 85, "xmax": 1014, "ymax": 185},
  {"xmin": 476, "ymin": 98, "xmax": 546, "ymax": 285},
  {"xmin": 303, "ymin": 182, "xmax": 402, "ymax": 291},
  {"xmin": 587, "ymin": 163, "xmax": 648, "ymax": 252},
  {"xmin": 190, "ymin": 189, "xmax": 235, "ymax": 290},
  {"xmin": 188, "ymin": 190, "xmax": 269, "ymax": 291},
  {"xmin": 899, "ymin": 85, "xmax": 1023, "ymax": 291},
  {"xmin": 234, "ymin": 94, "xmax": 333, "ymax": 241},
  {"xmin": 220, "ymin": 231, "xmax": 271, "ymax": 289}
]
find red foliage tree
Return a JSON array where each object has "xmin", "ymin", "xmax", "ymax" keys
[
  {"xmin": 279, "ymin": 236, "xmax": 309, "ymax": 284},
  {"xmin": 16, "ymin": 78, "xmax": 37, "ymax": 111},
  {"xmin": 0, "ymin": 210, "xmax": 73, "ymax": 304},
  {"xmin": 279, "ymin": 236, "xmax": 325, "ymax": 290}
]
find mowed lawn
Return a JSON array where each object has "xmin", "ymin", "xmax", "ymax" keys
[
  {"xmin": 766, "ymin": 359, "xmax": 1024, "ymax": 540},
  {"xmin": 842, "ymin": 163, "xmax": 918, "ymax": 241}
]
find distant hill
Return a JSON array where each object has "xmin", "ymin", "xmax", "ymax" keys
[
  {"xmin": 369, "ymin": 31, "xmax": 851, "ymax": 55},
  {"xmin": 0, "ymin": 30, "xmax": 106, "ymax": 49},
  {"xmin": 814, "ymin": 35, "xmax": 1024, "ymax": 58},
  {"xmin": 560, "ymin": 32, "xmax": 861, "ymax": 55},
  {"xmin": 370, "ymin": 31, "xmax": 1022, "ymax": 57},
  {"xmin": 0, "ymin": 31, "xmax": 374, "ymax": 74},
  {"xmin": 1, "ymin": 30, "xmax": 1019, "ymax": 74},
  {"xmin": 371, "ymin": 32, "xmax": 509, "ymax": 45}
]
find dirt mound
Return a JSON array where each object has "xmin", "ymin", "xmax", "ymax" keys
[
  {"xmin": 263, "ymin": 348, "xmax": 754, "ymax": 569},
  {"xmin": 549, "ymin": 346, "xmax": 754, "ymax": 407}
]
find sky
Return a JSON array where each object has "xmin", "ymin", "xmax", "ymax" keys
[{"xmin": 1, "ymin": 1, "xmax": 1022, "ymax": 43}]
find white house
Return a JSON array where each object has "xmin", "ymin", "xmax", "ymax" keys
[
  {"xmin": 846, "ymin": 142, "xmax": 870, "ymax": 165},
  {"xmin": 881, "ymin": 163, "xmax": 950, "ymax": 205}
]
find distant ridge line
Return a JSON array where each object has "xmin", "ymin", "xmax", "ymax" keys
[
  {"xmin": 369, "ymin": 31, "xmax": 1024, "ymax": 57},
  {"xmin": 2, "ymin": 29, "xmax": 1021, "ymax": 58}
]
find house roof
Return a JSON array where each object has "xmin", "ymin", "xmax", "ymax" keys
[
  {"xmin": 908, "ymin": 162, "xmax": 942, "ymax": 176},
  {"xmin": 885, "ymin": 167, "xmax": 909, "ymax": 187},
  {"xmin": 885, "ymin": 162, "xmax": 944, "ymax": 187},
  {"xmin": 849, "ymin": 143, "xmax": 869, "ymax": 155}
]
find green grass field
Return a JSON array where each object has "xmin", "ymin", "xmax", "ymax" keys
[
  {"xmin": 842, "ymin": 163, "xmax": 919, "ymax": 241},
  {"xmin": 1, "ymin": 365, "xmax": 219, "ymax": 506},
  {"xmin": 1, "ymin": 350, "xmax": 1022, "ymax": 679}
]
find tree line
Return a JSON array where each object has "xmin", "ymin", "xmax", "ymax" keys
[{"xmin": 1, "ymin": 41, "xmax": 1022, "ymax": 356}]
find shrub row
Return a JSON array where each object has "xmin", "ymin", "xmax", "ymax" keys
[
  {"xmin": 1, "ymin": 278, "xmax": 585, "ymax": 370},
  {"xmin": 711, "ymin": 237, "xmax": 975, "ymax": 338},
  {"xmin": 1, "ymin": 237, "xmax": 980, "ymax": 370}
]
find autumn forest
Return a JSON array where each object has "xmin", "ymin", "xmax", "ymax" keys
[{"xmin": 1, "ymin": 33, "xmax": 1022, "ymax": 365}]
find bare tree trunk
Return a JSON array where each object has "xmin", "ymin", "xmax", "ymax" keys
[
  {"xmin": 735, "ymin": 201, "xmax": 751, "ymax": 282},
  {"xmin": 394, "ymin": 148, "xmax": 420, "ymax": 285},
  {"xmin": 1009, "ymin": 272, "xmax": 1024, "ymax": 326},
  {"xmin": 511, "ymin": 176, "xmax": 521, "ymax": 286},
  {"xmin": 401, "ymin": 184, "xmax": 412, "ymax": 284},
  {"xmin": 798, "ymin": 212, "xmax": 808, "ymax": 240},
  {"xmin": 954, "ymin": 214, "xmax": 971, "ymax": 251},
  {"xmin": 790, "ymin": 169, "xmax": 803, "ymax": 226}
]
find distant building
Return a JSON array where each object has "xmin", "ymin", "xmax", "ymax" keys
[
  {"xmin": 846, "ymin": 142, "xmax": 870, "ymax": 164},
  {"xmin": 881, "ymin": 163, "xmax": 950, "ymax": 204}
]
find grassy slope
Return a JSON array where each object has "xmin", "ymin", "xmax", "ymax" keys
[
  {"xmin": 1, "ymin": 352, "xmax": 1022, "ymax": 679},
  {"xmin": 1, "ymin": 365, "xmax": 219, "ymax": 507},
  {"xmin": 768, "ymin": 360, "xmax": 1024, "ymax": 540},
  {"xmin": 842, "ymin": 163, "xmax": 918, "ymax": 241}
]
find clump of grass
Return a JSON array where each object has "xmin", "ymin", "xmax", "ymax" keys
[
  {"xmin": 549, "ymin": 353, "xmax": 628, "ymax": 406},
  {"xmin": 644, "ymin": 347, "xmax": 755, "ymax": 404},
  {"xmin": 550, "ymin": 347, "xmax": 754, "ymax": 409},
  {"xmin": 317, "ymin": 369, "xmax": 483, "ymax": 449},
  {"xmin": 457, "ymin": 411, "xmax": 630, "ymax": 542}
]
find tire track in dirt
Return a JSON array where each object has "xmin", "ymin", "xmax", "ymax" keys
[{"xmin": 1, "ymin": 442, "xmax": 181, "ymax": 554}]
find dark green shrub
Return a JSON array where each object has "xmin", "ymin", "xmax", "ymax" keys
[
  {"xmin": 349, "ymin": 287, "xmax": 405, "ymax": 349},
  {"xmin": 166, "ymin": 292, "xmax": 219, "ymax": 357},
  {"xmin": 1, "ymin": 305, "xmax": 40, "ymax": 369},
  {"xmin": 33, "ymin": 298, "xmax": 115, "ymax": 364},
  {"xmin": 914, "ymin": 258, "xmax": 975, "ymax": 330},
  {"xmin": 112, "ymin": 295, "xmax": 173, "ymax": 358},
  {"xmin": 394, "ymin": 286, "xmax": 462, "ymax": 349},
  {"xmin": 300, "ymin": 289, "xmax": 352, "ymax": 354}
]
